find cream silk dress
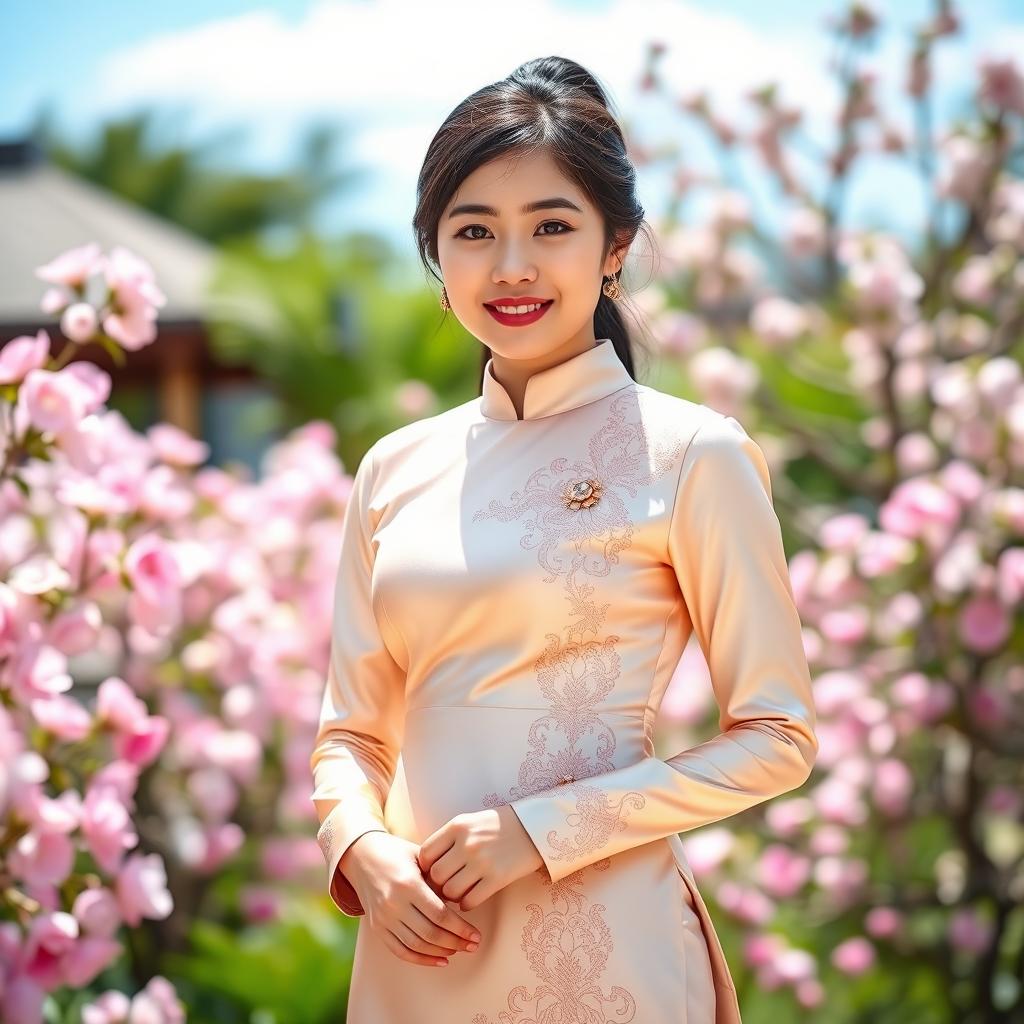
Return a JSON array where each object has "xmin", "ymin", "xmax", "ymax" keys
[{"xmin": 310, "ymin": 338, "xmax": 818, "ymax": 1023}]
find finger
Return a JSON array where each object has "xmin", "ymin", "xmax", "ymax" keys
[
  {"xmin": 395, "ymin": 920, "xmax": 459, "ymax": 957},
  {"xmin": 459, "ymin": 878, "xmax": 490, "ymax": 912},
  {"xmin": 418, "ymin": 828, "xmax": 453, "ymax": 868},
  {"xmin": 427, "ymin": 847, "xmax": 462, "ymax": 888},
  {"xmin": 439, "ymin": 865, "xmax": 481, "ymax": 904},
  {"xmin": 416, "ymin": 892, "xmax": 482, "ymax": 948},
  {"xmin": 382, "ymin": 929, "xmax": 448, "ymax": 967},
  {"xmin": 411, "ymin": 901, "xmax": 480, "ymax": 951}
]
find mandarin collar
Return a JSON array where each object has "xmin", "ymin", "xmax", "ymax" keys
[{"xmin": 479, "ymin": 338, "xmax": 634, "ymax": 422}]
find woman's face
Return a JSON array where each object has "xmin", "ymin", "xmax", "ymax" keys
[{"xmin": 437, "ymin": 148, "xmax": 623, "ymax": 362}]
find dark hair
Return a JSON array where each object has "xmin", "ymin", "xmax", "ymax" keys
[{"xmin": 411, "ymin": 55, "xmax": 657, "ymax": 392}]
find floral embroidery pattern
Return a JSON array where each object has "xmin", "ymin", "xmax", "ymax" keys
[
  {"xmin": 470, "ymin": 863, "xmax": 636, "ymax": 1024},
  {"xmin": 542, "ymin": 782, "xmax": 647, "ymax": 863},
  {"xmin": 470, "ymin": 391, "xmax": 684, "ymax": 1023}
]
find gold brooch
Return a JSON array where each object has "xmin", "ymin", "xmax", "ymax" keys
[{"xmin": 562, "ymin": 478, "xmax": 602, "ymax": 510}]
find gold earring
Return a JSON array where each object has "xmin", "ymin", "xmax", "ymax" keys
[
  {"xmin": 440, "ymin": 286, "xmax": 450, "ymax": 311},
  {"xmin": 602, "ymin": 275, "xmax": 622, "ymax": 301}
]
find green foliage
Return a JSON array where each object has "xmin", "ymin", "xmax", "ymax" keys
[{"xmin": 163, "ymin": 896, "xmax": 355, "ymax": 1024}]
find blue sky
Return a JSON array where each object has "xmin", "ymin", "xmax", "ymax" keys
[{"xmin": 3, "ymin": 1, "xmax": 1023, "ymax": 268}]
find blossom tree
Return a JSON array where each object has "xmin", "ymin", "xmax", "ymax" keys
[
  {"xmin": 0, "ymin": 242, "xmax": 347, "ymax": 1022},
  {"xmin": 631, "ymin": 2, "xmax": 1024, "ymax": 1018}
]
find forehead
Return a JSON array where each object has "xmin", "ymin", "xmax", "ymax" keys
[{"xmin": 445, "ymin": 149, "xmax": 591, "ymax": 214}]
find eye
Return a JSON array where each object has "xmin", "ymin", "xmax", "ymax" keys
[{"xmin": 454, "ymin": 221, "xmax": 573, "ymax": 240}]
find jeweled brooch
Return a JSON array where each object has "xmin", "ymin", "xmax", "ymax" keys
[{"xmin": 562, "ymin": 478, "xmax": 603, "ymax": 510}]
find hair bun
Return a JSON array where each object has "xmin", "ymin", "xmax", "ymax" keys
[{"xmin": 509, "ymin": 56, "xmax": 613, "ymax": 111}]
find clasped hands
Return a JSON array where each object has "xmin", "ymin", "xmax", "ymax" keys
[{"xmin": 416, "ymin": 804, "xmax": 544, "ymax": 912}]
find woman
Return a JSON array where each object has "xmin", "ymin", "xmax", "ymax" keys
[{"xmin": 309, "ymin": 55, "xmax": 818, "ymax": 1023}]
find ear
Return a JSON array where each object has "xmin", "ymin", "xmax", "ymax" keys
[{"xmin": 604, "ymin": 241, "xmax": 628, "ymax": 278}]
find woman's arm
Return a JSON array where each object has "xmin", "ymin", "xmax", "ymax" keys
[
  {"xmin": 310, "ymin": 441, "xmax": 407, "ymax": 915},
  {"xmin": 507, "ymin": 415, "xmax": 819, "ymax": 884}
]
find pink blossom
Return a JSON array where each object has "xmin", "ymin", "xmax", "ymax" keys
[
  {"xmin": 814, "ymin": 777, "xmax": 868, "ymax": 827},
  {"xmin": 743, "ymin": 931, "xmax": 784, "ymax": 968},
  {"xmin": 654, "ymin": 309, "xmax": 708, "ymax": 355},
  {"xmin": 81, "ymin": 784, "xmax": 138, "ymax": 873},
  {"xmin": 749, "ymin": 295, "xmax": 810, "ymax": 347},
  {"xmin": 772, "ymin": 945, "xmax": 817, "ymax": 983},
  {"xmin": 757, "ymin": 844, "xmax": 812, "ymax": 898},
  {"xmin": 784, "ymin": 206, "xmax": 826, "ymax": 258},
  {"xmin": 90, "ymin": 761, "xmax": 141, "ymax": 806},
  {"xmin": 147, "ymin": 423, "xmax": 210, "ymax": 468},
  {"xmin": 1, "ymin": 974, "xmax": 46, "ymax": 1024},
  {"xmin": 936, "ymin": 134, "xmax": 990, "ymax": 203},
  {"xmin": 116, "ymin": 852, "xmax": 173, "ymax": 926},
  {"xmin": 958, "ymin": 593, "xmax": 1010, "ymax": 653},
  {"xmin": 8, "ymin": 639, "xmax": 73, "ymax": 702},
  {"xmin": 114, "ymin": 714, "xmax": 170, "ymax": 768},
  {"xmin": 689, "ymin": 347, "xmax": 760, "ymax": 413},
  {"xmin": 186, "ymin": 766, "xmax": 238, "ymax": 822},
  {"xmin": 795, "ymin": 977, "xmax": 826, "ymax": 1008},
  {"xmin": 40, "ymin": 286, "xmax": 69, "ymax": 315},
  {"xmin": 101, "ymin": 247, "xmax": 166, "ymax": 351},
  {"xmin": 952, "ymin": 254, "xmax": 997, "ymax": 305},
  {"xmin": 123, "ymin": 533, "xmax": 183, "ymax": 636},
  {"xmin": 872, "ymin": 758, "xmax": 913, "ymax": 816},
  {"xmin": 976, "ymin": 356, "xmax": 1021, "ymax": 409},
  {"xmin": 815, "ymin": 855, "xmax": 869, "ymax": 901},
  {"xmin": 715, "ymin": 881, "xmax": 776, "ymax": 925},
  {"xmin": 22, "ymin": 910, "xmax": 79, "ymax": 989},
  {"xmin": 879, "ymin": 477, "xmax": 961, "ymax": 541},
  {"xmin": 997, "ymin": 547, "xmax": 1024, "ymax": 604},
  {"xmin": 819, "ymin": 605, "xmax": 870, "ymax": 645},
  {"xmin": 62, "ymin": 360, "xmax": 112, "ymax": 415},
  {"xmin": 16, "ymin": 367, "xmax": 91, "ymax": 436},
  {"xmin": 96, "ymin": 677, "xmax": 148, "ymax": 732},
  {"xmin": 847, "ymin": 253, "xmax": 923, "ymax": 319},
  {"xmin": 203, "ymin": 727, "xmax": 262, "ymax": 783},
  {"xmin": 73, "ymin": 887, "xmax": 122, "ymax": 937},
  {"xmin": 34, "ymin": 241, "xmax": 104, "ymax": 288},
  {"xmin": 60, "ymin": 302, "xmax": 99, "ymax": 343},
  {"xmin": 977, "ymin": 53, "xmax": 1024, "ymax": 116},
  {"xmin": 7, "ymin": 554, "xmax": 72, "ymax": 596},
  {"xmin": 819, "ymin": 512, "xmax": 869, "ymax": 552},
  {"xmin": 832, "ymin": 936, "xmax": 875, "ymax": 975},
  {"xmin": 864, "ymin": 905, "xmax": 904, "ymax": 938},
  {"xmin": 968, "ymin": 685, "xmax": 1008, "ymax": 728},
  {"xmin": 47, "ymin": 600, "xmax": 104, "ymax": 655},
  {"xmin": 129, "ymin": 976, "xmax": 185, "ymax": 1023},
  {"xmin": 30, "ymin": 693, "xmax": 93, "ymax": 740},
  {"xmin": 9, "ymin": 828, "xmax": 75, "ymax": 886},
  {"xmin": 0, "ymin": 330, "xmax": 50, "ymax": 384},
  {"xmin": 394, "ymin": 380, "xmax": 437, "ymax": 417},
  {"xmin": 948, "ymin": 906, "xmax": 994, "ymax": 954},
  {"xmin": 857, "ymin": 530, "xmax": 916, "ymax": 577},
  {"xmin": 82, "ymin": 990, "xmax": 131, "ymax": 1024},
  {"xmin": 240, "ymin": 884, "xmax": 281, "ymax": 924},
  {"xmin": 62, "ymin": 936, "xmax": 122, "ymax": 987}
]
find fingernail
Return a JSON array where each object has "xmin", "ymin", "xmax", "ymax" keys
[
  {"xmin": 466, "ymin": 941, "xmax": 479, "ymax": 951},
  {"xmin": 471, "ymin": 932, "xmax": 481, "ymax": 942}
]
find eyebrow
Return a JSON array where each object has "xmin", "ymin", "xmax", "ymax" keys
[{"xmin": 447, "ymin": 196, "xmax": 584, "ymax": 219}]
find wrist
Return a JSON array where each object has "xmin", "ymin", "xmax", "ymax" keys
[{"xmin": 340, "ymin": 828, "xmax": 389, "ymax": 880}]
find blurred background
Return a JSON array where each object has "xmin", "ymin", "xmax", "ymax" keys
[{"xmin": 1, "ymin": 1, "xmax": 1023, "ymax": 1022}]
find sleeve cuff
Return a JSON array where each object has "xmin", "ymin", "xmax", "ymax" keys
[{"xmin": 316, "ymin": 802, "xmax": 388, "ymax": 917}]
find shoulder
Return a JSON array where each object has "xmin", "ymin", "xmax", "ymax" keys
[
  {"xmin": 363, "ymin": 396, "xmax": 480, "ymax": 475},
  {"xmin": 630, "ymin": 382, "xmax": 772, "ymax": 497},
  {"xmin": 631, "ymin": 382, "xmax": 750, "ymax": 455}
]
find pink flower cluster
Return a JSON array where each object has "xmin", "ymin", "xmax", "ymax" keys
[
  {"xmin": 1, "ymin": 244, "xmax": 347, "ymax": 1020},
  {"xmin": 643, "ymin": 4, "xmax": 1023, "ymax": 1010}
]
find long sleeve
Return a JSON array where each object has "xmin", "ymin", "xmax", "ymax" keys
[
  {"xmin": 508, "ymin": 414, "xmax": 818, "ymax": 884},
  {"xmin": 309, "ymin": 440, "xmax": 407, "ymax": 916}
]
